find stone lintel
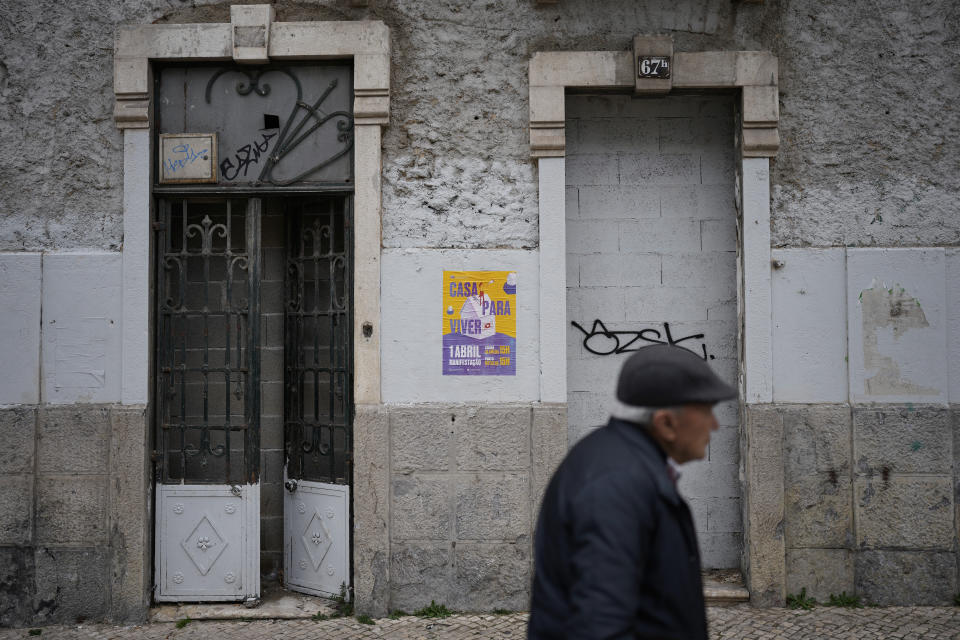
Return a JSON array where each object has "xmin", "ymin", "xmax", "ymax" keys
[
  {"xmin": 115, "ymin": 24, "xmax": 233, "ymax": 60},
  {"xmin": 531, "ymin": 51, "xmax": 632, "ymax": 88},
  {"xmin": 269, "ymin": 21, "xmax": 390, "ymax": 58},
  {"xmin": 114, "ymin": 14, "xmax": 390, "ymax": 129},
  {"xmin": 736, "ymin": 51, "xmax": 778, "ymax": 86},
  {"xmin": 231, "ymin": 4, "xmax": 273, "ymax": 64},
  {"xmin": 672, "ymin": 51, "xmax": 736, "ymax": 87},
  {"xmin": 529, "ymin": 48, "xmax": 779, "ymax": 158}
]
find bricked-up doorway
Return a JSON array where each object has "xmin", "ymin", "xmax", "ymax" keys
[{"xmin": 565, "ymin": 93, "xmax": 741, "ymax": 568}]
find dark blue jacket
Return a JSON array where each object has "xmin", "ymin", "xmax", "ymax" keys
[{"xmin": 528, "ymin": 418, "xmax": 707, "ymax": 640}]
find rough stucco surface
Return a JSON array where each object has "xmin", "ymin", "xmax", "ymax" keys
[{"xmin": 2, "ymin": 1, "xmax": 958, "ymax": 250}]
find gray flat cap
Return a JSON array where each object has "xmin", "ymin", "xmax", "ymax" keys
[{"xmin": 616, "ymin": 345, "xmax": 737, "ymax": 407}]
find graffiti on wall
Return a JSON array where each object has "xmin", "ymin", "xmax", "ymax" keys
[
  {"xmin": 570, "ymin": 319, "xmax": 713, "ymax": 361},
  {"xmin": 220, "ymin": 132, "xmax": 278, "ymax": 181}
]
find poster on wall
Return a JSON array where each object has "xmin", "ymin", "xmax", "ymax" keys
[{"xmin": 443, "ymin": 270, "xmax": 517, "ymax": 376}]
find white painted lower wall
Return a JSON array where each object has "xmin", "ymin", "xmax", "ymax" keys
[
  {"xmin": 3, "ymin": 245, "xmax": 956, "ymax": 411},
  {"xmin": 771, "ymin": 249, "xmax": 848, "ymax": 403},
  {"xmin": 0, "ymin": 253, "xmax": 42, "ymax": 405},
  {"xmin": 772, "ymin": 247, "xmax": 955, "ymax": 404},
  {"xmin": 42, "ymin": 252, "xmax": 123, "ymax": 404},
  {"xmin": 0, "ymin": 251, "xmax": 124, "ymax": 406},
  {"xmin": 380, "ymin": 248, "xmax": 541, "ymax": 403}
]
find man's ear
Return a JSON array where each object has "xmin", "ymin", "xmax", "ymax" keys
[{"xmin": 650, "ymin": 408, "xmax": 677, "ymax": 443}]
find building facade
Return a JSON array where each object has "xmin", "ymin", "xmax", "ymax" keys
[{"xmin": 1, "ymin": 0, "xmax": 959, "ymax": 626}]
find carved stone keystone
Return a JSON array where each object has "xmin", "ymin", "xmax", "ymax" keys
[
  {"xmin": 633, "ymin": 35, "xmax": 673, "ymax": 95},
  {"xmin": 231, "ymin": 4, "xmax": 273, "ymax": 64}
]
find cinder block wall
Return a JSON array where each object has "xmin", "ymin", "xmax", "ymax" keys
[
  {"xmin": 564, "ymin": 94, "xmax": 741, "ymax": 569},
  {"xmin": 259, "ymin": 206, "xmax": 286, "ymax": 578}
]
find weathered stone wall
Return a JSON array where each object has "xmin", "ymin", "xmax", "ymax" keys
[
  {"xmin": 0, "ymin": 248, "xmax": 148, "ymax": 626},
  {"xmin": 2, "ymin": 0, "xmax": 960, "ymax": 622},
  {"xmin": 764, "ymin": 245, "xmax": 960, "ymax": 605},
  {"xmin": 2, "ymin": 1, "xmax": 958, "ymax": 251},
  {"xmin": 0, "ymin": 405, "xmax": 149, "ymax": 627},
  {"xmin": 747, "ymin": 404, "xmax": 959, "ymax": 606},
  {"xmin": 368, "ymin": 403, "xmax": 564, "ymax": 614}
]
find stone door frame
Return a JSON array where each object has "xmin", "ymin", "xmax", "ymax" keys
[
  {"xmin": 113, "ymin": 4, "xmax": 390, "ymax": 610},
  {"xmin": 528, "ymin": 46, "xmax": 784, "ymax": 602}
]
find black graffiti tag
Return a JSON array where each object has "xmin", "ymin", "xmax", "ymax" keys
[
  {"xmin": 220, "ymin": 132, "xmax": 277, "ymax": 181},
  {"xmin": 570, "ymin": 319, "xmax": 714, "ymax": 361}
]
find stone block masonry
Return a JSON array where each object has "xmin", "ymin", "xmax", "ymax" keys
[
  {"xmin": 0, "ymin": 404, "xmax": 149, "ymax": 626},
  {"xmin": 385, "ymin": 404, "xmax": 564, "ymax": 614},
  {"xmin": 764, "ymin": 404, "xmax": 959, "ymax": 605}
]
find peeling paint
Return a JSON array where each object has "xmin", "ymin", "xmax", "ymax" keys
[{"xmin": 859, "ymin": 281, "xmax": 938, "ymax": 396}]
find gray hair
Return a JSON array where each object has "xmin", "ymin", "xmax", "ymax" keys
[{"xmin": 610, "ymin": 400, "xmax": 681, "ymax": 426}]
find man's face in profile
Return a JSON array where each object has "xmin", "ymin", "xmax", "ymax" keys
[{"xmin": 654, "ymin": 403, "xmax": 719, "ymax": 464}]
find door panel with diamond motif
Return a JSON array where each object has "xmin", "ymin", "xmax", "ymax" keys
[
  {"xmin": 282, "ymin": 199, "xmax": 353, "ymax": 597},
  {"xmin": 284, "ymin": 482, "xmax": 349, "ymax": 596},
  {"xmin": 155, "ymin": 485, "xmax": 259, "ymax": 600},
  {"xmin": 153, "ymin": 198, "xmax": 261, "ymax": 602}
]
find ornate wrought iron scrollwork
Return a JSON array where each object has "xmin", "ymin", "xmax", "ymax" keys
[
  {"xmin": 155, "ymin": 198, "xmax": 257, "ymax": 485},
  {"xmin": 284, "ymin": 199, "xmax": 353, "ymax": 484},
  {"xmin": 186, "ymin": 215, "xmax": 228, "ymax": 255},
  {"xmin": 301, "ymin": 426, "xmax": 331, "ymax": 457},
  {"xmin": 330, "ymin": 256, "xmax": 347, "ymax": 311},
  {"xmin": 184, "ymin": 427, "xmax": 227, "ymax": 466},
  {"xmin": 204, "ymin": 67, "xmax": 354, "ymax": 186}
]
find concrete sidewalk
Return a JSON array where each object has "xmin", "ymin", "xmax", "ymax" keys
[{"xmin": 2, "ymin": 606, "xmax": 959, "ymax": 639}]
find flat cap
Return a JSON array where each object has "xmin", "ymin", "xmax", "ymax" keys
[{"xmin": 616, "ymin": 344, "xmax": 737, "ymax": 407}]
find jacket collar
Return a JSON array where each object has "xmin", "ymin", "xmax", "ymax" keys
[{"xmin": 606, "ymin": 417, "xmax": 681, "ymax": 506}]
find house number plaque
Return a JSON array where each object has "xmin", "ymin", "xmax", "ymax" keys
[{"xmin": 638, "ymin": 56, "xmax": 670, "ymax": 79}]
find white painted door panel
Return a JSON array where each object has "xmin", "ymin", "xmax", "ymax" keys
[
  {"xmin": 284, "ymin": 479, "xmax": 349, "ymax": 597},
  {"xmin": 155, "ymin": 484, "xmax": 260, "ymax": 602}
]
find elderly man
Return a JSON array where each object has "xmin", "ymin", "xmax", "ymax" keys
[{"xmin": 528, "ymin": 344, "xmax": 736, "ymax": 640}]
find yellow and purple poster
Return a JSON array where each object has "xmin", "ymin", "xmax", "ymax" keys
[{"xmin": 443, "ymin": 270, "xmax": 517, "ymax": 376}]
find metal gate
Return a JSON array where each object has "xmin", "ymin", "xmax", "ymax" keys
[
  {"xmin": 283, "ymin": 198, "xmax": 353, "ymax": 597},
  {"xmin": 153, "ymin": 61, "xmax": 355, "ymax": 604},
  {"xmin": 153, "ymin": 198, "xmax": 261, "ymax": 602}
]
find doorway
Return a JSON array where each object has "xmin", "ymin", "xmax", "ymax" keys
[
  {"xmin": 564, "ymin": 93, "xmax": 741, "ymax": 568},
  {"xmin": 152, "ymin": 195, "xmax": 353, "ymax": 601}
]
